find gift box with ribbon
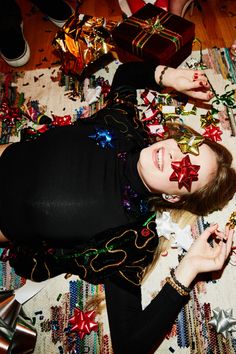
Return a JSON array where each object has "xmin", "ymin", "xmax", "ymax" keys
[
  {"xmin": 53, "ymin": 13, "xmax": 117, "ymax": 80},
  {"xmin": 112, "ymin": 3, "xmax": 195, "ymax": 68},
  {"xmin": 0, "ymin": 291, "xmax": 37, "ymax": 353}
]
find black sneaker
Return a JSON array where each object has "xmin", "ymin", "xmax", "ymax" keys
[
  {"xmin": 31, "ymin": 0, "xmax": 74, "ymax": 27},
  {"xmin": 0, "ymin": 1, "xmax": 30, "ymax": 67},
  {"xmin": 0, "ymin": 23, "xmax": 30, "ymax": 67}
]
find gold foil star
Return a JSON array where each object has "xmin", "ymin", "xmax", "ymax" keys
[
  {"xmin": 176, "ymin": 132, "xmax": 204, "ymax": 155},
  {"xmin": 227, "ymin": 211, "xmax": 236, "ymax": 229},
  {"xmin": 200, "ymin": 111, "xmax": 219, "ymax": 128}
]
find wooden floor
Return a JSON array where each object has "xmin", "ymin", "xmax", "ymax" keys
[{"xmin": 0, "ymin": 0, "xmax": 236, "ymax": 73}]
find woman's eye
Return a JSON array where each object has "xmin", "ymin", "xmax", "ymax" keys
[{"xmin": 169, "ymin": 153, "xmax": 173, "ymax": 160}]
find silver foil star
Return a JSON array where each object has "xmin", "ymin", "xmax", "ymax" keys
[{"xmin": 209, "ymin": 307, "xmax": 236, "ymax": 338}]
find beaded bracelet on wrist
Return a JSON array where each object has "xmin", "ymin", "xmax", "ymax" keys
[
  {"xmin": 158, "ymin": 66, "xmax": 169, "ymax": 89},
  {"xmin": 166, "ymin": 277, "xmax": 189, "ymax": 297},
  {"xmin": 170, "ymin": 268, "xmax": 192, "ymax": 294}
]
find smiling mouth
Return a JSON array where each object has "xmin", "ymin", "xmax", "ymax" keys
[{"xmin": 153, "ymin": 147, "xmax": 164, "ymax": 171}]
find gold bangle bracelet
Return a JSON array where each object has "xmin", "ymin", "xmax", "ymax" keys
[{"xmin": 166, "ymin": 277, "xmax": 189, "ymax": 297}]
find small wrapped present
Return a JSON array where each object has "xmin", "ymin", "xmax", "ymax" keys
[
  {"xmin": 112, "ymin": 3, "xmax": 195, "ymax": 68},
  {"xmin": 53, "ymin": 13, "xmax": 117, "ymax": 80}
]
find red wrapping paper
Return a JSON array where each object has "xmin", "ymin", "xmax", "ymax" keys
[
  {"xmin": 112, "ymin": 4, "xmax": 195, "ymax": 68},
  {"xmin": 128, "ymin": 0, "xmax": 169, "ymax": 14}
]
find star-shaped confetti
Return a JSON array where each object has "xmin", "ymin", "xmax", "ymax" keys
[
  {"xmin": 202, "ymin": 124, "xmax": 222, "ymax": 142},
  {"xmin": 200, "ymin": 111, "xmax": 219, "ymax": 128},
  {"xmin": 176, "ymin": 132, "xmax": 204, "ymax": 155},
  {"xmin": 169, "ymin": 155, "xmax": 200, "ymax": 192},
  {"xmin": 227, "ymin": 211, "xmax": 236, "ymax": 229},
  {"xmin": 209, "ymin": 307, "xmax": 236, "ymax": 338},
  {"xmin": 89, "ymin": 128, "xmax": 114, "ymax": 149},
  {"xmin": 69, "ymin": 308, "xmax": 98, "ymax": 339}
]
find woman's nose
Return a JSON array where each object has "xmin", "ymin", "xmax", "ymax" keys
[{"xmin": 171, "ymin": 148, "xmax": 186, "ymax": 161}]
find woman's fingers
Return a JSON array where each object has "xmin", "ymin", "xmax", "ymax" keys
[
  {"xmin": 212, "ymin": 226, "xmax": 234, "ymax": 266},
  {"xmin": 190, "ymin": 79, "xmax": 210, "ymax": 89},
  {"xmin": 175, "ymin": 70, "xmax": 214, "ymax": 101},
  {"xmin": 185, "ymin": 90, "xmax": 213, "ymax": 101},
  {"xmin": 225, "ymin": 226, "xmax": 234, "ymax": 256},
  {"xmin": 201, "ymin": 224, "xmax": 219, "ymax": 240}
]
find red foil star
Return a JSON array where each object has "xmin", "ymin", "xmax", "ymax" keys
[
  {"xmin": 169, "ymin": 155, "xmax": 200, "ymax": 192},
  {"xmin": 69, "ymin": 308, "xmax": 98, "ymax": 339},
  {"xmin": 202, "ymin": 124, "xmax": 222, "ymax": 142}
]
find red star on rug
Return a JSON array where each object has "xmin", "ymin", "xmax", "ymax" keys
[
  {"xmin": 202, "ymin": 124, "xmax": 222, "ymax": 142},
  {"xmin": 69, "ymin": 308, "xmax": 98, "ymax": 339},
  {"xmin": 169, "ymin": 155, "xmax": 200, "ymax": 192}
]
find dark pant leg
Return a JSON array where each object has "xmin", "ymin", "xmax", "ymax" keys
[
  {"xmin": 0, "ymin": 0, "xmax": 22, "ymax": 31},
  {"xmin": 29, "ymin": 0, "xmax": 73, "ymax": 19}
]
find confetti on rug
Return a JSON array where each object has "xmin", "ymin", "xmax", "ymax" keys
[{"xmin": 1, "ymin": 48, "xmax": 236, "ymax": 353}]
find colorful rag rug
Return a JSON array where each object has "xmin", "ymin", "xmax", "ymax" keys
[{"xmin": 1, "ymin": 48, "xmax": 236, "ymax": 354}]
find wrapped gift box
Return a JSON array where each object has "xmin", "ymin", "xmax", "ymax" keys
[
  {"xmin": 53, "ymin": 14, "xmax": 117, "ymax": 80},
  {"xmin": 112, "ymin": 3, "xmax": 195, "ymax": 68}
]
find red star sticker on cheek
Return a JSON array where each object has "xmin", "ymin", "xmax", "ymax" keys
[
  {"xmin": 169, "ymin": 155, "xmax": 200, "ymax": 192},
  {"xmin": 69, "ymin": 308, "xmax": 98, "ymax": 339}
]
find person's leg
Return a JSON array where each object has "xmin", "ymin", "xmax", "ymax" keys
[
  {"xmin": 30, "ymin": 0, "xmax": 74, "ymax": 28},
  {"xmin": 169, "ymin": 0, "xmax": 194, "ymax": 17},
  {"xmin": 0, "ymin": 0, "xmax": 74, "ymax": 67},
  {"xmin": 0, "ymin": 0, "xmax": 30, "ymax": 67}
]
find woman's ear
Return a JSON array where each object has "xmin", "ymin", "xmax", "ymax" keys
[{"xmin": 162, "ymin": 193, "xmax": 181, "ymax": 203}]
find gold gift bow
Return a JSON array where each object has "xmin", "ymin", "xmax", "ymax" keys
[
  {"xmin": 227, "ymin": 212, "xmax": 236, "ymax": 229},
  {"xmin": 0, "ymin": 291, "xmax": 37, "ymax": 353},
  {"xmin": 124, "ymin": 12, "xmax": 183, "ymax": 57}
]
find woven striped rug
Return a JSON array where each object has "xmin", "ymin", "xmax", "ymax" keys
[{"xmin": 1, "ymin": 48, "xmax": 236, "ymax": 353}]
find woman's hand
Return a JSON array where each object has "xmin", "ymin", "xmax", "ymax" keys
[
  {"xmin": 155, "ymin": 65, "xmax": 214, "ymax": 101},
  {"xmin": 174, "ymin": 224, "xmax": 234, "ymax": 287}
]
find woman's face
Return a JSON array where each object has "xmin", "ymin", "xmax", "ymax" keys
[{"xmin": 137, "ymin": 138, "xmax": 217, "ymax": 196}]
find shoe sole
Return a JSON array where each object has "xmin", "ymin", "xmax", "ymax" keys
[
  {"xmin": 47, "ymin": 2, "xmax": 74, "ymax": 28},
  {"xmin": 0, "ymin": 41, "xmax": 30, "ymax": 67},
  {"xmin": 0, "ymin": 23, "xmax": 30, "ymax": 67}
]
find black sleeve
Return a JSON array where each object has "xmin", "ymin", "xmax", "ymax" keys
[
  {"xmin": 105, "ymin": 62, "xmax": 161, "ymax": 118},
  {"xmin": 105, "ymin": 277, "xmax": 188, "ymax": 354},
  {"xmin": 110, "ymin": 61, "xmax": 161, "ymax": 93}
]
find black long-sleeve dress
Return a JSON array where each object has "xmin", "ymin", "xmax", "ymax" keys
[{"xmin": 0, "ymin": 62, "xmax": 188, "ymax": 353}]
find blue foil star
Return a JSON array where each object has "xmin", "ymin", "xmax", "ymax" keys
[{"xmin": 89, "ymin": 128, "xmax": 114, "ymax": 149}]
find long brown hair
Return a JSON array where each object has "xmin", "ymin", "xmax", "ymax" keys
[{"xmin": 148, "ymin": 123, "xmax": 236, "ymax": 216}]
